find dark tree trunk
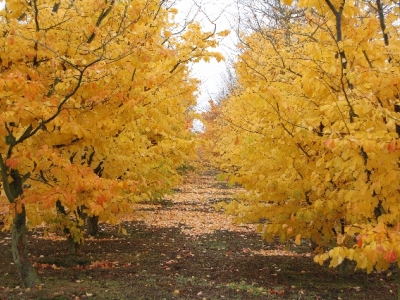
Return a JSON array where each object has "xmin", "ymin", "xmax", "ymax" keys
[
  {"xmin": 87, "ymin": 215, "xmax": 99, "ymax": 236},
  {"xmin": 337, "ymin": 258, "xmax": 354, "ymax": 278},
  {"xmin": 56, "ymin": 200, "xmax": 82, "ymax": 255},
  {"xmin": 67, "ymin": 236, "xmax": 81, "ymax": 256},
  {"xmin": 11, "ymin": 205, "xmax": 40, "ymax": 288}
]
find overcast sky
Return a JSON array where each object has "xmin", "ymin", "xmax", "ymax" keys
[{"xmin": 176, "ymin": 0, "xmax": 237, "ymax": 112}]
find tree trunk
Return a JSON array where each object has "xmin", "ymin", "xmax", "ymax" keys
[
  {"xmin": 87, "ymin": 215, "xmax": 99, "ymax": 236},
  {"xmin": 337, "ymin": 258, "xmax": 353, "ymax": 278},
  {"xmin": 11, "ymin": 205, "xmax": 40, "ymax": 288},
  {"xmin": 67, "ymin": 235, "xmax": 81, "ymax": 256}
]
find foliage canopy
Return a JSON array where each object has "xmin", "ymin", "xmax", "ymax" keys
[
  {"xmin": 0, "ymin": 0, "xmax": 225, "ymax": 287},
  {"xmin": 205, "ymin": 0, "xmax": 400, "ymax": 273}
]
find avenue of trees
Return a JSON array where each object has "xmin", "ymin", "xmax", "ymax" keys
[{"xmin": 1, "ymin": 0, "xmax": 400, "ymax": 289}]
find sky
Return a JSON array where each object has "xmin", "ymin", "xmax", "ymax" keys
[{"xmin": 175, "ymin": 0, "xmax": 237, "ymax": 113}]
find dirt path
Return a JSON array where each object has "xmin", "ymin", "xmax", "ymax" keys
[{"xmin": 130, "ymin": 169, "xmax": 256, "ymax": 236}]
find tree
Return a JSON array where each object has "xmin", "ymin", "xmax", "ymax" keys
[
  {"xmin": 0, "ymin": 0, "xmax": 225, "ymax": 287},
  {"xmin": 207, "ymin": 0, "xmax": 400, "ymax": 274}
]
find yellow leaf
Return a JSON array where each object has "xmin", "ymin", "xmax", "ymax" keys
[
  {"xmin": 314, "ymin": 253, "xmax": 329, "ymax": 266},
  {"xmin": 295, "ymin": 234, "xmax": 301, "ymax": 245},
  {"xmin": 164, "ymin": 31, "xmax": 172, "ymax": 38},
  {"xmin": 217, "ymin": 30, "xmax": 230, "ymax": 37}
]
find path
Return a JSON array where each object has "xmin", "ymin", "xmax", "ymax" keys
[{"xmin": 130, "ymin": 169, "xmax": 256, "ymax": 237}]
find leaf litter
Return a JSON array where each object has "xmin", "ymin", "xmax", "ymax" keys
[
  {"xmin": 0, "ymin": 169, "xmax": 398, "ymax": 299},
  {"xmin": 128, "ymin": 171, "xmax": 257, "ymax": 237}
]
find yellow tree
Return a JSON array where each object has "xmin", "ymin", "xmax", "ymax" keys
[
  {"xmin": 0, "ymin": 0, "xmax": 225, "ymax": 287},
  {"xmin": 208, "ymin": 0, "xmax": 400, "ymax": 273}
]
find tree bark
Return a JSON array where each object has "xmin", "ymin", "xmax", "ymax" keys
[
  {"xmin": 11, "ymin": 205, "xmax": 40, "ymax": 288},
  {"xmin": 66, "ymin": 235, "xmax": 81, "ymax": 256},
  {"xmin": 337, "ymin": 258, "xmax": 353, "ymax": 278},
  {"xmin": 56, "ymin": 200, "xmax": 82, "ymax": 255},
  {"xmin": 87, "ymin": 215, "xmax": 99, "ymax": 236}
]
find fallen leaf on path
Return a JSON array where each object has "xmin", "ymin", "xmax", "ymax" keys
[
  {"xmin": 249, "ymin": 249, "xmax": 312, "ymax": 257},
  {"xmin": 124, "ymin": 172, "xmax": 255, "ymax": 236}
]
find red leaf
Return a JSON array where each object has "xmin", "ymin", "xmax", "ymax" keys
[{"xmin": 356, "ymin": 235, "xmax": 363, "ymax": 248}]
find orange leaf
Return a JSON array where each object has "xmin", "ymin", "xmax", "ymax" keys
[
  {"xmin": 383, "ymin": 250, "xmax": 397, "ymax": 263},
  {"xmin": 16, "ymin": 202, "xmax": 23, "ymax": 214},
  {"xmin": 387, "ymin": 140, "xmax": 397, "ymax": 153},
  {"xmin": 324, "ymin": 138, "xmax": 335, "ymax": 149},
  {"xmin": 97, "ymin": 194, "xmax": 106, "ymax": 206},
  {"xmin": 6, "ymin": 158, "xmax": 18, "ymax": 168},
  {"xmin": 356, "ymin": 235, "xmax": 363, "ymax": 248}
]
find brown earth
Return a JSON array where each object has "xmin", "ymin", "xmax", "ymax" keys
[{"xmin": 0, "ymin": 170, "xmax": 398, "ymax": 299}]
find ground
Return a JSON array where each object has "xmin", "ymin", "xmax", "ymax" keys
[{"xmin": 0, "ymin": 170, "xmax": 398, "ymax": 299}]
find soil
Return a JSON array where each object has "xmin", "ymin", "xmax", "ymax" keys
[{"xmin": 0, "ymin": 170, "xmax": 398, "ymax": 300}]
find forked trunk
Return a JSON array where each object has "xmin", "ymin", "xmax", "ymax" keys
[{"xmin": 11, "ymin": 205, "xmax": 40, "ymax": 288}]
